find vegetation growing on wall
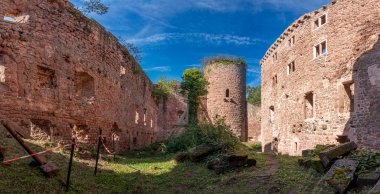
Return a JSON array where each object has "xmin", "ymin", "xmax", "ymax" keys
[
  {"xmin": 180, "ymin": 68, "xmax": 208, "ymax": 124},
  {"xmin": 119, "ymin": 37, "xmax": 143, "ymax": 63},
  {"xmin": 202, "ymin": 55, "xmax": 246, "ymax": 73},
  {"xmin": 165, "ymin": 118, "xmax": 239, "ymax": 153},
  {"xmin": 247, "ymin": 86, "xmax": 261, "ymax": 106},
  {"xmin": 152, "ymin": 77, "xmax": 178, "ymax": 103},
  {"xmin": 81, "ymin": 0, "xmax": 109, "ymax": 15}
]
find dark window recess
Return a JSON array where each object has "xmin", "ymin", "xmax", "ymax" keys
[
  {"xmin": 75, "ymin": 72, "xmax": 95, "ymax": 98},
  {"xmin": 37, "ymin": 66, "xmax": 57, "ymax": 89},
  {"xmin": 225, "ymin": 89, "xmax": 230, "ymax": 98}
]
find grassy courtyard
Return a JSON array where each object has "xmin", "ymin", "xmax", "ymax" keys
[{"xmin": 0, "ymin": 125, "xmax": 324, "ymax": 194}]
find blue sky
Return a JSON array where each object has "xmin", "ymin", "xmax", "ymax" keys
[{"xmin": 70, "ymin": 0, "xmax": 331, "ymax": 86}]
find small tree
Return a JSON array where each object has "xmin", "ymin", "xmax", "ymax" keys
[
  {"xmin": 247, "ymin": 86, "xmax": 261, "ymax": 106},
  {"xmin": 81, "ymin": 0, "xmax": 109, "ymax": 15},
  {"xmin": 152, "ymin": 77, "xmax": 178, "ymax": 102},
  {"xmin": 180, "ymin": 68, "xmax": 208, "ymax": 124},
  {"xmin": 119, "ymin": 37, "xmax": 143, "ymax": 63}
]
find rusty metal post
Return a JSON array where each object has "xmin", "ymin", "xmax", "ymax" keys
[
  {"xmin": 65, "ymin": 138, "xmax": 75, "ymax": 192},
  {"xmin": 94, "ymin": 128, "xmax": 102, "ymax": 175}
]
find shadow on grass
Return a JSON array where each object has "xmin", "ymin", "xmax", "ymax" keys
[{"xmin": 0, "ymin": 124, "xmax": 320, "ymax": 194}]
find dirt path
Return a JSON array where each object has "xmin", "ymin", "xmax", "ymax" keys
[{"xmin": 248, "ymin": 153, "xmax": 280, "ymax": 192}]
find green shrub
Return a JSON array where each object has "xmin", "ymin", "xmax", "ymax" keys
[{"xmin": 165, "ymin": 119, "xmax": 239, "ymax": 153}]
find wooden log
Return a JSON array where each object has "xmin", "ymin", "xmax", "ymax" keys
[{"xmin": 1, "ymin": 119, "xmax": 46, "ymax": 165}]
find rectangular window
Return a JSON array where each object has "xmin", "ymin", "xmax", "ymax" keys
[
  {"xmin": 314, "ymin": 41, "xmax": 327, "ymax": 58},
  {"xmin": 314, "ymin": 14, "xmax": 327, "ymax": 29},
  {"xmin": 321, "ymin": 41, "xmax": 327, "ymax": 54},
  {"xmin": 289, "ymin": 36, "xmax": 295, "ymax": 47},
  {"xmin": 340, "ymin": 81, "xmax": 355, "ymax": 113},
  {"xmin": 143, "ymin": 109, "xmax": 147, "ymax": 126},
  {"xmin": 0, "ymin": 65, "xmax": 5, "ymax": 83},
  {"xmin": 272, "ymin": 75, "xmax": 278, "ymax": 85},
  {"xmin": 287, "ymin": 61, "xmax": 295, "ymax": 75},
  {"xmin": 321, "ymin": 15, "xmax": 327, "ymax": 25},
  {"xmin": 135, "ymin": 111, "xmax": 139, "ymax": 124},
  {"xmin": 273, "ymin": 52, "xmax": 277, "ymax": 63}
]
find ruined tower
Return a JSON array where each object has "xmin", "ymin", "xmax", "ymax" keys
[{"xmin": 204, "ymin": 59, "xmax": 248, "ymax": 141}]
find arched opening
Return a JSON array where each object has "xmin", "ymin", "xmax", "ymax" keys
[{"xmin": 225, "ymin": 89, "xmax": 230, "ymax": 98}]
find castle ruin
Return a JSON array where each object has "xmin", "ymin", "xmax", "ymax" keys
[
  {"xmin": 0, "ymin": 0, "xmax": 187, "ymax": 151},
  {"xmin": 203, "ymin": 61, "xmax": 248, "ymax": 141},
  {"xmin": 260, "ymin": 0, "xmax": 380, "ymax": 155}
]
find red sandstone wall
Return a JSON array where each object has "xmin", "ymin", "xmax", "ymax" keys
[
  {"xmin": 157, "ymin": 88, "xmax": 188, "ymax": 141},
  {"xmin": 0, "ymin": 0, "xmax": 187, "ymax": 151},
  {"xmin": 247, "ymin": 104, "xmax": 261, "ymax": 142},
  {"xmin": 260, "ymin": 0, "xmax": 380, "ymax": 155}
]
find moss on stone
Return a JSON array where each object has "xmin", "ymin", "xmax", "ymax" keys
[{"xmin": 325, "ymin": 167, "xmax": 352, "ymax": 188}]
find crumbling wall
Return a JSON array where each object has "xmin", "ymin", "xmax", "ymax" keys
[
  {"xmin": 156, "ymin": 90, "xmax": 188, "ymax": 141},
  {"xmin": 260, "ymin": 0, "xmax": 380, "ymax": 155},
  {"xmin": 0, "ymin": 0, "xmax": 185, "ymax": 151}
]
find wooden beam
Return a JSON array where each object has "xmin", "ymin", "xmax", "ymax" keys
[{"xmin": 1, "ymin": 119, "xmax": 46, "ymax": 165}]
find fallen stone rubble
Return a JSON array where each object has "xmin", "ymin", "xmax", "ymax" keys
[
  {"xmin": 299, "ymin": 142, "xmax": 380, "ymax": 194},
  {"xmin": 175, "ymin": 143, "xmax": 256, "ymax": 173}
]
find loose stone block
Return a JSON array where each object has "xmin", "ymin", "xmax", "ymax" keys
[
  {"xmin": 316, "ymin": 159, "xmax": 358, "ymax": 194},
  {"xmin": 357, "ymin": 172, "xmax": 380, "ymax": 186},
  {"xmin": 318, "ymin": 142, "xmax": 358, "ymax": 167},
  {"xmin": 224, "ymin": 154, "xmax": 248, "ymax": 168},
  {"xmin": 40, "ymin": 162, "xmax": 60, "ymax": 177},
  {"xmin": 188, "ymin": 144, "xmax": 220, "ymax": 162}
]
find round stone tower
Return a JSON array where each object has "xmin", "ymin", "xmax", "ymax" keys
[{"xmin": 204, "ymin": 60, "xmax": 248, "ymax": 141}]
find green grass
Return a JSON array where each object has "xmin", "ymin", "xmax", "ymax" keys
[
  {"xmin": 275, "ymin": 155, "xmax": 322, "ymax": 193},
  {"xmin": 0, "ymin": 125, "xmax": 323, "ymax": 194}
]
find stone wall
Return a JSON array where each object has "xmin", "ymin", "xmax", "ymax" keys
[
  {"xmin": 247, "ymin": 104, "xmax": 261, "ymax": 142},
  {"xmin": 0, "ymin": 0, "xmax": 187, "ymax": 151},
  {"xmin": 204, "ymin": 63, "xmax": 248, "ymax": 141},
  {"xmin": 260, "ymin": 0, "xmax": 380, "ymax": 155}
]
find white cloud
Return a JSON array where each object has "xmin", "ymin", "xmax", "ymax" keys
[
  {"xmin": 186, "ymin": 64, "xmax": 202, "ymax": 68},
  {"xmin": 126, "ymin": 33, "xmax": 266, "ymax": 46},
  {"xmin": 143, "ymin": 66, "xmax": 171, "ymax": 72}
]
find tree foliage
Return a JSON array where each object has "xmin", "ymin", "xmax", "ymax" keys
[
  {"xmin": 81, "ymin": 0, "xmax": 109, "ymax": 15},
  {"xmin": 180, "ymin": 68, "xmax": 208, "ymax": 124},
  {"xmin": 247, "ymin": 86, "xmax": 261, "ymax": 106},
  {"xmin": 152, "ymin": 77, "xmax": 178, "ymax": 102}
]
